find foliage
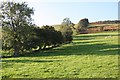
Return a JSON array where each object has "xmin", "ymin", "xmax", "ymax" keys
[
  {"xmin": 0, "ymin": 2, "xmax": 67, "ymax": 57},
  {"xmin": 60, "ymin": 18, "xmax": 73, "ymax": 43},
  {"xmin": 0, "ymin": 2, "xmax": 34, "ymax": 56},
  {"xmin": 76, "ymin": 18, "xmax": 89, "ymax": 33},
  {"xmin": 33, "ymin": 25, "xmax": 64, "ymax": 50},
  {"xmin": 62, "ymin": 18, "xmax": 72, "ymax": 26}
]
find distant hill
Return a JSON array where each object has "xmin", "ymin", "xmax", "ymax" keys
[
  {"xmin": 52, "ymin": 20, "xmax": 119, "ymax": 29},
  {"xmin": 90, "ymin": 20, "xmax": 120, "ymax": 24},
  {"xmin": 52, "ymin": 25, "xmax": 61, "ymax": 31},
  {"xmin": 52, "ymin": 20, "xmax": 119, "ymax": 34}
]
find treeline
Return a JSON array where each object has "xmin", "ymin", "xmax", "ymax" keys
[
  {"xmin": 91, "ymin": 20, "xmax": 120, "ymax": 24},
  {"xmin": 1, "ymin": 2, "xmax": 73, "ymax": 57},
  {"xmin": 32, "ymin": 25, "xmax": 73, "ymax": 51},
  {"xmin": 27, "ymin": 25, "xmax": 64, "ymax": 51}
]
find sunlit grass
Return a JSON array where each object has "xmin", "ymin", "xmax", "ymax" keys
[{"xmin": 1, "ymin": 31, "xmax": 119, "ymax": 78}]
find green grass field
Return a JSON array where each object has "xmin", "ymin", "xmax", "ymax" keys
[{"xmin": 1, "ymin": 31, "xmax": 119, "ymax": 78}]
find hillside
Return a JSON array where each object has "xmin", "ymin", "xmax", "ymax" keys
[
  {"xmin": 52, "ymin": 25, "xmax": 61, "ymax": 31},
  {"xmin": 2, "ymin": 31, "xmax": 119, "ymax": 78},
  {"xmin": 52, "ymin": 23, "xmax": 119, "ymax": 33}
]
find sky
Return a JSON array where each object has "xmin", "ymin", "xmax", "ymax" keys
[{"xmin": 1, "ymin": 0, "xmax": 119, "ymax": 26}]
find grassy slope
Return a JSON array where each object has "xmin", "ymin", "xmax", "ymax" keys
[
  {"xmin": 52, "ymin": 23, "xmax": 118, "ymax": 30},
  {"xmin": 52, "ymin": 25, "xmax": 61, "ymax": 31},
  {"xmin": 52, "ymin": 23, "xmax": 118, "ymax": 35},
  {"xmin": 1, "ymin": 31, "xmax": 119, "ymax": 78},
  {"xmin": 89, "ymin": 23, "xmax": 118, "ymax": 27}
]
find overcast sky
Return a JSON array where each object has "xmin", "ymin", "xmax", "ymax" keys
[{"xmin": 1, "ymin": 0, "xmax": 119, "ymax": 26}]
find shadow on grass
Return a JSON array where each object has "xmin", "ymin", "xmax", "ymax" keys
[
  {"xmin": 2, "ymin": 59, "xmax": 62, "ymax": 63},
  {"xmin": 20, "ymin": 32, "xmax": 119, "ymax": 57},
  {"xmin": 2, "ymin": 32, "xmax": 119, "ymax": 58},
  {"xmin": 21, "ymin": 43, "xmax": 119, "ymax": 57}
]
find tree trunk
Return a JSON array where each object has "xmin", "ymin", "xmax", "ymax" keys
[
  {"xmin": 43, "ymin": 44, "xmax": 46, "ymax": 50},
  {"xmin": 13, "ymin": 46, "xmax": 20, "ymax": 57},
  {"xmin": 13, "ymin": 33, "xmax": 20, "ymax": 57}
]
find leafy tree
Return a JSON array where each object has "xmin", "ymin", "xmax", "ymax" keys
[
  {"xmin": 40, "ymin": 25, "xmax": 63, "ymax": 50},
  {"xmin": 40, "ymin": 25, "xmax": 54, "ymax": 49},
  {"xmin": 31, "ymin": 25, "xmax": 64, "ymax": 51},
  {"xmin": 60, "ymin": 18, "xmax": 73, "ymax": 43},
  {"xmin": 52, "ymin": 31, "xmax": 64, "ymax": 45},
  {"xmin": 76, "ymin": 18, "xmax": 89, "ymax": 33},
  {"xmin": 31, "ymin": 27, "xmax": 43, "ymax": 51},
  {"xmin": 0, "ymin": 2, "xmax": 34, "ymax": 56},
  {"xmin": 62, "ymin": 18, "xmax": 72, "ymax": 26}
]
